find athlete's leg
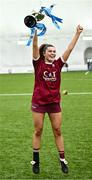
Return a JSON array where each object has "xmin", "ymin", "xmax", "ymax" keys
[
  {"xmin": 31, "ymin": 111, "xmax": 45, "ymax": 174},
  {"xmin": 32, "ymin": 111, "xmax": 45, "ymax": 149},
  {"xmin": 48, "ymin": 112, "xmax": 68, "ymax": 173},
  {"xmin": 48, "ymin": 112, "xmax": 64, "ymax": 151}
]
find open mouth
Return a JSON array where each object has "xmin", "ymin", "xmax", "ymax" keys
[{"xmin": 50, "ymin": 55, "xmax": 56, "ymax": 58}]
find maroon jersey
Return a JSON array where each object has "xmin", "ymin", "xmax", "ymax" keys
[{"xmin": 32, "ymin": 57, "xmax": 65, "ymax": 105}]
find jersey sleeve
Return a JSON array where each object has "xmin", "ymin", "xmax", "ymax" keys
[
  {"xmin": 57, "ymin": 57, "xmax": 65, "ymax": 69},
  {"xmin": 32, "ymin": 57, "xmax": 42, "ymax": 68}
]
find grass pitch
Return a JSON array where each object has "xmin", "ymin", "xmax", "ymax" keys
[{"xmin": 0, "ymin": 71, "xmax": 92, "ymax": 179}]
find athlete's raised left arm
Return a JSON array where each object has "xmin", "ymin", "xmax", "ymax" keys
[{"xmin": 62, "ymin": 25, "xmax": 83, "ymax": 62}]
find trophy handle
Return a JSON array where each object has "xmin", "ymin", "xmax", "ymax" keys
[{"xmin": 32, "ymin": 13, "xmax": 45, "ymax": 21}]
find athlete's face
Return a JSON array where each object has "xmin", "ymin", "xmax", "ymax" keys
[{"xmin": 43, "ymin": 46, "xmax": 56, "ymax": 63}]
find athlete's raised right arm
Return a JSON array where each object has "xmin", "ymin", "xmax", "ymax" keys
[
  {"xmin": 62, "ymin": 25, "xmax": 83, "ymax": 62},
  {"xmin": 32, "ymin": 30, "xmax": 40, "ymax": 60}
]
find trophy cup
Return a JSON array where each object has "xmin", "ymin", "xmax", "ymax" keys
[
  {"xmin": 24, "ymin": 5, "xmax": 63, "ymax": 46},
  {"xmin": 24, "ymin": 12, "xmax": 45, "ymax": 28}
]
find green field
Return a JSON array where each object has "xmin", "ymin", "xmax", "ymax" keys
[{"xmin": 0, "ymin": 71, "xmax": 92, "ymax": 179}]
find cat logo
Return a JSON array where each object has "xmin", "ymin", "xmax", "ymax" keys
[{"xmin": 43, "ymin": 71, "xmax": 56, "ymax": 81}]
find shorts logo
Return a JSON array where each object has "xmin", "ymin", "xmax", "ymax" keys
[{"xmin": 32, "ymin": 105, "xmax": 37, "ymax": 109}]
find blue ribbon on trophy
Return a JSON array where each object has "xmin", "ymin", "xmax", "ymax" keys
[
  {"xmin": 24, "ymin": 4, "xmax": 63, "ymax": 46},
  {"xmin": 39, "ymin": 5, "xmax": 63, "ymax": 29}
]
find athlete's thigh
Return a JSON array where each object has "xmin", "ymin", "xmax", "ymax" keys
[
  {"xmin": 32, "ymin": 111, "xmax": 45, "ymax": 129},
  {"xmin": 48, "ymin": 112, "xmax": 62, "ymax": 129}
]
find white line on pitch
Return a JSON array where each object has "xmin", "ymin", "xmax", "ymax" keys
[
  {"xmin": 68, "ymin": 92, "xmax": 92, "ymax": 95},
  {"xmin": 0, "ymin": 93, "xmax": 32, "ymax": 96},
  {"xmin": 0, "ymin": 92, "xmax": 92, "ymax": 96}
]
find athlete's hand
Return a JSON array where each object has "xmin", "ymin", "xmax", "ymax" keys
[{"xmin": 76, "ymin": 25, "xmax": 83, "ymax": 34}]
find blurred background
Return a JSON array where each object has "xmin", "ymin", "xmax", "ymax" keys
[{"xmin": 0, "ymin": 0, "xmax": 92, "ymax": 73}]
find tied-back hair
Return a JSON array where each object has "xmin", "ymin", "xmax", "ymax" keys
[{"xmin": 39, "ymin": 44, "xmax": 54, "ymax": 59}]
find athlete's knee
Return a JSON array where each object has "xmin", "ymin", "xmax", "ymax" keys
[
  {"xmin": 53, "ymin": 127, "xmax": 61, "ymax": 137},
  {"xmin": 35, "ymin": 127, "xmax": 43, "ymax": 137}
]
